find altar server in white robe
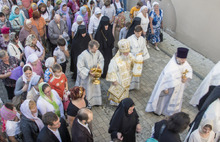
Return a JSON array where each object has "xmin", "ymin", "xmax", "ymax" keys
[
  {"xmin": 75, "ymin": 40, "xmax": 104, "ymax": 106},
  {"xmin": 106, "ymin": 39, "xmax": 135, "ymax": 106},
  {"xmin": 127, "ymin": 25, "xmax": 150, "ymax": 90},
  {"xmin": 145, "ymin": 47, "xmax": 192, "ymax": 116},
  {"xmin": 190, "ymin": 61, "xmax": 220, "ymax": 110}
]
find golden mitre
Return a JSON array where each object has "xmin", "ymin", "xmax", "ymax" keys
[{"xmin": 118, "ymin": 39, "xmax": 130, "ymax": 53}]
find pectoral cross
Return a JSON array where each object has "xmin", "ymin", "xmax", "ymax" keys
[{"xmin": 182, "ymin": 69, "xmax": 189, "ymax": 79}]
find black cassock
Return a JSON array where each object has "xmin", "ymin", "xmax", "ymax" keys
[
  {"xmin": 70, "ymin": 25, "xmax": 91, "ymax": 79},
  {"xmin": 95, "ymin": 16, "xmax": 114, "ymax": 78},
  {"xmin": 109, "ymin": 98, "xmax": 139, "ymax": 142}
]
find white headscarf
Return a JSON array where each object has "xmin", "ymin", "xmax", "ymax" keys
[
  {"xmin": 94, "ymin": 7, "xmax": 101, "ymax": 15},
  {"xmin": 28, "ymin": 75, "xmax": 41, "ymax": 91},
  {"xmin": 22, "ymin": 64, "xmax": 37, "ymax": 83},
  {"xmin": 20, "ymin": 99, "xmax": 44, "ymax": 131},
  {"xmin": 26, "ymin": 53, "xmax": 38, "ymax": 63},
  {"xmin": 152, "ymin": 2, "xmax": 159, "ymax": 7},
  {"xmin": 76, "ymin": 15, "xmax": 83, "ymax": 22},
  {"xmin": 138, "ymin": 5, "xmax": 148, "ymax": 14},
  {"xmin": 199, "ymin": 119, "xmax": 213, "ymax": 133},
  {"xmin": 45, "ymin": 57, "xmax": 55, "ymax": 68}
]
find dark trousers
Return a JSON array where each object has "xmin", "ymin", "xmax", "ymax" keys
[
  {"xmin": 5, "ymin": 85, "xmax": 15, "ymax": 100},
  {"xmin": 50, "ymin": 42, "xmax": 57, "ymax": 56},
  {"xmin": 60, "ymin": 61, "xmax": 67, "ymax": 73}
]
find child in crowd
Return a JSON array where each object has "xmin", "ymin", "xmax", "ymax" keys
[
  {"xmin": 44, "ymin": 57, "xmax": 56, "ymax": 82},
  {"xmin": 48, "ymin": 63, "xmax": 68, "ymax": 100},
  {"xmin": 53, "ymin": 38, "xmax": 70, "ymax": 73},
  {"xmin": 129, "ymin": 2, "xmax": 143, "ymax": 21},
  {"xmin": 119, "ymin": 22, "xmax": 131, "ymax": 40},
  {"xmin": 0, "ymin": 103, "xmax": 22, "ymax": 142}
]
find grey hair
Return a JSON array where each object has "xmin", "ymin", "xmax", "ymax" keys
[
  {"xmin": 25, "ymin": 34, "xmax": 37, "ymax": 47},
  {"xmin": 88, "ymin": 40, "xmax": 100, "ymax": 49},
  {"xmin": 54, "ymin": 14, "xmax": 60, "ymax": 20},
  {"xmin": 0, "ymin": 50, "xmax": 7, "ymax": 58}
]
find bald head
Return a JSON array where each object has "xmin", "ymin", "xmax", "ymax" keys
[
  {"xmin": 77, "ymin": 108, "xmax": 93, "ymax": 123},
  {"xmin": 54, "ymin": 14, "xmax": 61, "ymax": 23}
]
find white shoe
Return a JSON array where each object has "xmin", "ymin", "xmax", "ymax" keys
[
  {"xmin": 147, "ymin": 45, "xmax": 150, "ymax": 49},
  {"xmin": 155, "ymin": 46, "xmax": 160, "ymax": 51}
]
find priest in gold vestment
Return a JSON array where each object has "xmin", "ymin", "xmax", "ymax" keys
[{"xmin": 106, "ymin": 39, "xmax": 135, "ymax": 106}]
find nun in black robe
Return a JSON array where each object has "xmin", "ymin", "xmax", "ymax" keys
[
  {"xmin": 95, "ymin": 16, "xmax": 114, "ymax": 78},
  {"xmin": 70, "ymin": 25, "xmax": 91, "ymax": 79},
  {"xmin": 109, "ymin": 98, "xmax": 140, "ymax": 142},
  {"xmin": 186, "ymin": 85, "xmax": 220, "ymax": 141},
  {"xmin": 125, "ymin": 17, "xmax": 141, "ymax": 38}
]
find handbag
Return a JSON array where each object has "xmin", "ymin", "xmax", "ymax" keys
[
  {"xmin": 160, "ymin": 29, "xmax": 163, "ymax": 42},
  {"xmin": 146, "ymin": 124, "xmax": 166, "ymax": 142}
]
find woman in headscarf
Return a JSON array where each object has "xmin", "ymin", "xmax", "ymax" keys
[
  {"xmin": 0, "ymin": 26, "xmax": 10, "ymax": 50},
  {"xmin": 44, "ymin": 57, "xmax": 55, "ymax": 82},
  {"xmin": 26, "ymin": 53, "xmax": 44, "ymax": 76},
  {"xmin": 7, "ymin": 32, "xmax": 24, "ymax": 61},
  {"xmin": 28, "ymin": 3, "xmax": 38, "ymax": 18},
  {"xmin": 37, "ymin": 82, "xmax": 64, "ymax": 118},
  {"xmin": 24, "ymin": 34, "xmax": 45, "ymax": 61},
  {"xmin": 19, "ymin": 19, "xmax": 41, "ymax": 46},
  {"xmin": 9, "ymin": 5, "xmax": 25, "ymax": 32},
  {"xmin": 74, "ymin": 6, "xmax": 89, "ymax": 26},
  {"xmin": 27, "ymin": 75, "xmax": 43, "ymax": 102},
  {"xmin": 137, "ymin": 5, "xmax": 149, "ymax": 36},
  {"xmin": 20, "ymin": 99, "xmax": 44, "ymax": 142},
  {"xmin": 188, "ymin": 119, "xmax": 215, "ymax": 142},
  {"xmin": 185, "ymin": 86, "xmax": 220, "ymax": 142},
  {"xmin": 14, "ymin": 64, "xmax": 37, "ymax": 98},
  {"xmin": 109, "ymin": 98, "xmax": 141, "ymax": 142},
  {"xmin": 56, "ymin": 3, "xmax": 73, "ymax": 35},
  {"xmin": 1, "ymin": 5, "xmax": 10, "ymax": 20},
  {"xmin": 95, "ymin": 16, "xmax": 114, "ymax": 78},
  {"xmin": 147, "ymin": 2, "xmax": 163, "ymax": 51},
  {"xmin": 86, "ymin": 0, "xmax": 96, "ymax": 18},
  {"xmin": 70, "ymin": 25, "xmax": 91, "ymax": 79},
  {"xmin": 0, "ymin": 103, "xmax": 22, "ymax": 142},
  {"xmin": 126, "ymin": 17, "xmax": 141, "ymax": 38},
  {"xmin": 112, "ymin": 8, "xmax": 125, "ymax": 51}
]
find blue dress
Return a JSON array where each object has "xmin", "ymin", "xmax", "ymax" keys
[{"xmin": 148, "ymin": 9, "xmax": 163, "ymax": 44}]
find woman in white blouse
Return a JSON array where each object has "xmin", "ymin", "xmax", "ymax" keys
[
  {"xmin": 7, "ymin": 32, "xmax": 24, "ymax": 60},
  {"xmin": 137, "ymin": 5, "xmax": 149, "ymax": 36},
  {"xmin": 37, "ymin": 82, "xmax": 64, "ymax": 118}
]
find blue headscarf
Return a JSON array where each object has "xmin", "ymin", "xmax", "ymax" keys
[
  {"xmin": 117, "ymin": 8, "xmax": 124, "ymax": 15},
  {"xmin": 79, "ymin": 6, "xmax": 87, "ymax": 17},
  {"xmin": 9, "ymin": 5, "xmax": 24, "ymax": 26}
]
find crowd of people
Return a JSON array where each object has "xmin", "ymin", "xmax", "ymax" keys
[{"xmin": 0, "ymin": 0, "xmax": 219, "ymax": 142}]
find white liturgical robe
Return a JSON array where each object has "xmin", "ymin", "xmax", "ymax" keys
[
  {"xmin": 127, "ymin": 34, "xmax": 150, "ymax": 90},
  {"xmin": 75, "ymin": 49, "xmax": 104, "ymax": 106},
  {"xmin": 145, "ymin": 55, "xmax": 192, "ymax": 116}
]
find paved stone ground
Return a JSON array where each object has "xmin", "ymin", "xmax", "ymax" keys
[{"xmin": 0, "ymin": 21, "xmax": 217, "ymax": 142}]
